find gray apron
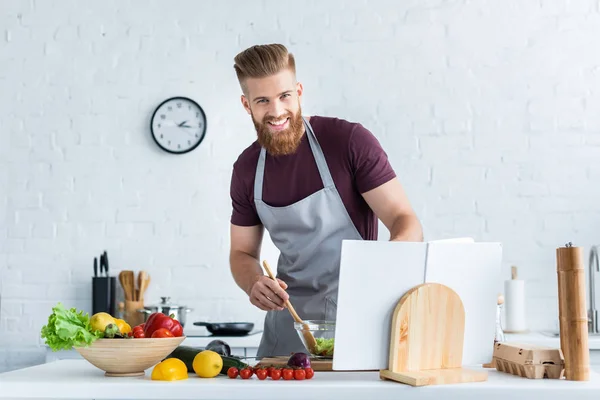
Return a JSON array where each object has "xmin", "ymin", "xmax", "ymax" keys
[{"xmin": 254, "ymin": 116, "xmax": 363, "ymax": 357}]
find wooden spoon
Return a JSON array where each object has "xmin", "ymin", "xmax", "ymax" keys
[
  {"xmin": 137, "ymin": 271, "xmax": 149, "ymax": 302},
  {"xmin": 119, "ymin": 270, "xmax": 135, "ymax": 301},
  {"xmin": 262, "ymin": 260, "xmax": 317, "ymax": 353},
  {"xmin": 118, "ymin": 271, "xmax": 130, "ymax": 301}
]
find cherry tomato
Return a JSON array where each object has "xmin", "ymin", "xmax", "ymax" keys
[
  {"xmin": 282, "ymin": 368, "xmax": 294, "ymax": 380},
  {"xmin": 240, "ymin": 368, "xmax": 252, "ymax": 379},
  {"xmin": 304, "ymin": 367, "xmax": 314, "ymax": 379},
  {"xmin": 151, "ymin": 328, "xmax": 174, "ymax": 338},
  {"xmin": 270, "ymin": 369, "xmax": 281, "ymax": 380},
  {"xmin": 256, "ymin": 369, "xmax": 268, "ymax": 380},
  {"xmin": 227, "ymin": 367, "xmax": 239, "ymax": 379},
  {"xmin": 294, "ymin": 369, "xmax": 306, "ymax": 380},
  {"xmin": 266, "ymin": 367, "xmax": 275, "ymax": 377},
  {"xmin": 132, "ymin": 324, "xmax": 145, "ymax": 338}
]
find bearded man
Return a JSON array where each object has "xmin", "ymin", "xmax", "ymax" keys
[{"xmin": 228, "ymin": 43, "xmax": 423, "ymax": 358}]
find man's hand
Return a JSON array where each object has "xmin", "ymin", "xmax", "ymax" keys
[
  {"xmin": 229, "ymin": 223, "xmax": 291, "ymax": 311},
  {"xmin": 249, "ymin": 275, "xmax": 289, "ymax": 311}
]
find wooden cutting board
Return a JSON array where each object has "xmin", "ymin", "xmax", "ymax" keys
[
  {"xmin": 379, "ymin": 283, "xmax": 488, "ymax": 386},
  {"xmin": 256, "ymin": 357, "xmax": 333, "ymax": 371}
]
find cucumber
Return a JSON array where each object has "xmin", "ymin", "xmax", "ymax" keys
[{"xmin": 165, "ymin": 345, "xmax": 249, "ymax": 375}]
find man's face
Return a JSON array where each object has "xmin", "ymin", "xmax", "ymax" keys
[{"xmin": 241, "ymin": 69, "xmax": 304, "ymax": 156}]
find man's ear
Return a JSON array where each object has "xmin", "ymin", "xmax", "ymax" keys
[
  {"xmin": 296, "ymin": 82, "xmax": 303, "ymax": 101},
  {"xmin": 241, "ymin": 95, "xmax": 251, "ymax": 115}
]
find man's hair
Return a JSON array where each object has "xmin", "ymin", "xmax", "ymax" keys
[{"xmin": 233, "ymin": 44, "xmax": 296, "ymax": 93}]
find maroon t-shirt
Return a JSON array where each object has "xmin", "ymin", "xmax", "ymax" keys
[{"xmin": 229, "ymin": 115, "xmax": 396, "ymax": 240}]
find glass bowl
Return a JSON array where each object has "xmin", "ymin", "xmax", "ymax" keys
[{"xmin": 294, "ymin": 320, "xmax": 336, "ymax": 358}]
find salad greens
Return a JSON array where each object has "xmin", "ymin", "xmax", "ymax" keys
[
  {"xmin": 313, "ymin": 337, "xmax": 335, "ymax": 357},
  {"xmin": 40, "ymin": 302, "xmax": 103, "ymax": 351}
]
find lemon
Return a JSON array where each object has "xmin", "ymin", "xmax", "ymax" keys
[
  {"xmin": 90, "ymin": 312, "xmax": 116, "ymax": 333},
  {"xmin": 152, "ymin": 358, "xmax": 188, "ymax": 381},
  {"xmin": 192, "ymin": 350, "xmax": 223, "ymax": 378}
]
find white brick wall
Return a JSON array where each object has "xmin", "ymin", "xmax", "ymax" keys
[{"xmin": 2, "ymin": 0, "xmax": 600, "ymax": 372}]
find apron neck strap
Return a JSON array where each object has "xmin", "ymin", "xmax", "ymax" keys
[
  {"xmin": 303, "ymin": 116, "xmax": 335, "ymax": 188},
  {"xmin": 254, "ymin": 116, "xmax": 335, "ymax": 201}
]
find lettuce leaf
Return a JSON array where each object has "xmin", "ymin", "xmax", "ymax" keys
[
  {"xmin": 313, "ymin": 337, "xmax": 335, "ymax": 357},
  {"xmin": 40, "ymin": 302, "xmax": 103, "ymax": 351}
]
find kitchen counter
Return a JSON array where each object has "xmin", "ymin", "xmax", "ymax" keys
[
  {"xmin": 505, "ymin": 331, "xmax": 600, "ymax": 350},
  {"xmin": 1, "ymin": 360, "xmax": 599, "ymax": 400}
]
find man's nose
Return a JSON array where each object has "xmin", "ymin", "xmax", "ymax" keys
[{"xmin": 269, "ymin": 101, "xmax": 286, "ymax": 119}]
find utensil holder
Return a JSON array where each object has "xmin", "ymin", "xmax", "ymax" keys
[
  {"xmin": 124, "ymin": 300, "xmax": 145, "ymax": 328},
  {"xmin": 92, "ymin": 277, "xmax": 116, "ymax": 316}
]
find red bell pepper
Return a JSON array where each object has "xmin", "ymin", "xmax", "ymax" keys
[{"xmin": 143, "ymin": 313, "xmax": 183, "ymax": 338}]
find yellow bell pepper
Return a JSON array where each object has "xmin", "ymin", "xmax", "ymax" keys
[
  {"xmin": 114, "ymin": 318, "xmax": 132, "ymax": 335},
  {"xmin": 151, "ymin": 358, "xmax": 189, "ymax": 381}
]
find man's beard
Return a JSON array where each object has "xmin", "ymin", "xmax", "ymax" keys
[{"xmin": 252, "ymin": 106, "xmax": 304, "ymax": 156}]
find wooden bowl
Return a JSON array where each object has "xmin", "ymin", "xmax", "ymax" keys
[{"xmin": 74, "ymin": 336, "xmax": 186, "ymax": 377}]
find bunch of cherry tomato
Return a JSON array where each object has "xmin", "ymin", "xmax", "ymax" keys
[{"xmin": 227, "ymin": 365, "xmax": 314, "ymax": 380}]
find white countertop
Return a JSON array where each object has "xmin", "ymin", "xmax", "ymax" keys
[
  {"xmin": 1, "ymin": 360, "xmax": 599, "ymax": 400},
  {"xmin": 504, "ymin": 331, "xmax": 600, "ymax": 350}
]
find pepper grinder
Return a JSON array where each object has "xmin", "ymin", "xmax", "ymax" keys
[{"xmin": 556, "ymin": 242, "xmax": 590, "ymax": 381}]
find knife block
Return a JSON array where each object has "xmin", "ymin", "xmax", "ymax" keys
[
  {"xmin": 379, "ymin": 283, "xmax": 488, "ymax": 387},
  {"xmin": 92, "ymin": 277, "xmax": 117, "ymax": 316}
]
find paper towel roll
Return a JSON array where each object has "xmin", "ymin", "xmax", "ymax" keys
[{"xmin": 504, "ymin": 278, "xmax": 527, "ymax": 332}]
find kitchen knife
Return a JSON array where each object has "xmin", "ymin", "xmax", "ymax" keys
[
  {"xmin": 94, "ymin": 257, "xmax": 98, "ymax": 277},
  {"xmin": 103, "ymin": 251, "xmax": 109, "ymax": 276},
  {"xmin": 99, "ymin": 253, "xmax": 105, "ymax": 276}
]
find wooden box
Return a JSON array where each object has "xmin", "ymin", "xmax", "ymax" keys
[{"xmin": 492, "ymin": 342, "xmax": 565, "ymax": 379}]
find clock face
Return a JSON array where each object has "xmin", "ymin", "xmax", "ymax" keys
[{"xmin": 150, "ymin": 97, "xmax": 207, "ymax": 154}]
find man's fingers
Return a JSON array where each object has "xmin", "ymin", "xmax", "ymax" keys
[
  {"xmin": 259, "ymin": 285, "xmax": 285, "ymax": 308},
  {"xmin": 250, "ymin": 295, "xmax": 271, "ymax": 311},
  {"xmin": 265, "ymin": 279, "xmax": 289, "ymax": 302},
  {"xmin": 260, "ymin": 295, "xmax": 284, "ymax": 311},
  {"xmin": 277, "ymin": 278, "xmax": 288, "ymax": 290},
  {"xmin": 253, "ymin": 292, "xmax": 283, "ymax": 311}
]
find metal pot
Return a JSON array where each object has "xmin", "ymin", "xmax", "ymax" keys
[{"xmin": 138, "ymin": 297, "xmax": 193, "ymax": 327}]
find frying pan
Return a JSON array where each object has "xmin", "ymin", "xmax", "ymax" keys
[{"xmin": 193, "ymin": 321, "xmax": 254, "ymax": 336}]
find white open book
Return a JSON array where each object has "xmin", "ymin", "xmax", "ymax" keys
[{"xmin": 332, "ymin": 237, "xmax": 503, "ymax": 371}]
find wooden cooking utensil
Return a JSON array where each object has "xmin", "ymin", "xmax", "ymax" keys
[
  {"xmin": 137, "ymin": 271, "xmax": 149, "ymax": 302},
  {"xmin": 262, "ymin": 260, "xmax": 317, "ymax": 353},
  {"xmin": 119, "ymin": 270, "xmax": 135, "ymax": 301}
]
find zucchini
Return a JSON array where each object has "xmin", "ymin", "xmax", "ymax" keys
[{"xmin": 165, "ymin": 345, "xmax": 249, "ymax": 375}]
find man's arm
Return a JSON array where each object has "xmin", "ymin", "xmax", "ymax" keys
[
  {"xmin": 361, "ymin": 178, "xmax": 423, "ymax": 242},
  {"xmin": 229, "ymin": 223, "xmax": 265, "ymax": 295},
  {"xmin": 229, "ymin": 223, "xmax": 289, "ymax": 311}
]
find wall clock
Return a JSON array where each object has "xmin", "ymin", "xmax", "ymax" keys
[{"xmin": 150, "ymin": 96, "xmax": 207, "ymax": 154}]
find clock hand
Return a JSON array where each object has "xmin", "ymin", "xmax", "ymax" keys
[{"xmin": 177, "ymin": 120, "xmax": 188, "ymax": 127}]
